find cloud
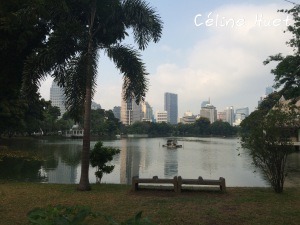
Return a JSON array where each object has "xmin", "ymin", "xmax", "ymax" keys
[
  {"xmin": 38, "ymin": 2, "xmax": 294, "ymax": 118},
  {"xmin": 148, "ymin": 3, "xmax": 293, "ymax": 116}
]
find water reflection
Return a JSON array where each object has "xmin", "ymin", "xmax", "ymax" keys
[
  {"xmin": 38, "ymin": 140, "xmax": 81, "ymax": 184},
  {"xmin": 0, "ymin": 157, "xmax": 45, "ymax": 182},
  {"xmin": 164, "ymin": 149, "xmax": 178, "ymax": 178},
  {"xmin": 46, "ymin": 158, "xmax": 77, "ymax": 183},
  {"xmin": 120, "ymin": 139, "xmax": 141, "ymax": 184},
  {"xmin": 1, "ymin": 137, "xmax": 299, "ymax": 187}
]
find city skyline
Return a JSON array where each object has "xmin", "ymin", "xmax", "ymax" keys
[
  {"xmin": 49, "ymin": 80, "xmax": 261, "ymax": 120},
  {"xmin": 39, "ymin": 0, "xmax": 293, "ymax": 116}
]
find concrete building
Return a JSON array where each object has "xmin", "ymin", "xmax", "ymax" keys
[
  {"xmin": 164, "ymin": 92, "xmax": 178, "ymax": 124},
  {"xmin": 217, "ymin": 111, "xmax": 226, "ymax": 121},
  {"xmin": 234, "ymin": 113, "xmax": 247, "ymax": 126},
  {"xmin": 141, "ymin": 101, "xmax": 154, "ymax": 122},
  {"xmin": 234, "ymin": 107, "xmax": 249, "ymax": 125},
  {"xmin": 200, "ymin": 104, "xmax": 217, "ymax": 123},
  {"xmin": 225, "ymin": 106, "xmax": 235, "ymax": 126},
  {"xmin": 201, "ymin": 100, "xmax": 210, "ymax": 108},
  {"xmin": 156, "ymin": 111, "xmax": 168, "ymax": 123},
  {"xmin": 120, "ymin": 90, "xmax": 143, "ymax": 125},
  {"xmin": 50, "ymin": 81, "xmax": 66, "ymax": 118},
  {"xmin": 113, "ymin": 106, "xmax": 121, "ymax": 120},
  {"xmin": 236, "ymin": 107, "xmax": 249, "ymax": 117},
  {"xmin": 50, "ymin": 81, "xmax": 102, "ymax": 118},
  {"xmin": 180, "ymin": 111, "xmax": 197, "ymax": 124}
]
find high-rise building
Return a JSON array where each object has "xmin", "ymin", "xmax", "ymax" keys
[
  {"xmin": 234, "ymin": 113, "xmax": 247, "ymax": 126},
  {"xmin": 200, "ymin": 104, "xmax": 217, "ymax": 123},
  {"xmin": 225, "ymin": 106, "xmax": 235, "ymax": 126},
  {"xmin": 141, "ymin": 101, "xmax": 153, "ymax": 122},
  {"xmin": 113, "ymin": 106, "xmax": 121, "ymax": 120},
  {"xmin": 50, "ymin": 81, "xmax": 66, "ymax": 118},
  {"xmin": 201, "ymin": 100, "xmax": 210, "ymax": 108},
  {"xmin": 234, "ymin": 107, "xmax": 249, "ymax": 126},
  {"xmin": 236, "ymin": 107, "xmax": 249, "ymax": 117},
  {"xmin": 120, "ymin": 95, "xmax": 143, "ymax": 125},
  {"xmin": 217, "ymin": 112, "xmax": 226, "ymax": 121},
  {"xmin": 164, "ymin": 92, "xmax": 178, "ymax": 124}
]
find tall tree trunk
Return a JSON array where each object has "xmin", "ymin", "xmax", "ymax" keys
[
  {"xmin": 78, "ymin": 2, "xmax": 96, "ymax": 191},
  {"xmin": 78, "ymin": 60, "xmax": 92, "ymax": 191}
]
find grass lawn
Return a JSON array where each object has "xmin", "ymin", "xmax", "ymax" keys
[{"xmin": 0, "ymin": 181, "xmax": 300, "ymax": 225}]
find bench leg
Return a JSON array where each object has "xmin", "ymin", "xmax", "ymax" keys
[
  {"xmin": 132, "ymin": 176, "xmax": 139, "ymax": 191},
  {"xmin": 177, "ymin": 176, "xmax": 182, "ymax": 193},
  {"xmin": 220, "ymin": 177, "xmax": 226, "ymax": 192}
]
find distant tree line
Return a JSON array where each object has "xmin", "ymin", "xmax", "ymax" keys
[
  {"xmin": 0, "ymin": 97, "xmax": 238, "ymax": 138},
  {"xmin": 0, "ymin": 95, "xmax": 121, "ymax": 138},
  {"xmin": 122, "ymin": 117, "xmax": 238, "ymax": 137}
]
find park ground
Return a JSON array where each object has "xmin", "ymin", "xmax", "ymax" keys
[{"xmin": 1, "ymin": 181, "xmax": 300, "ymax": 225}]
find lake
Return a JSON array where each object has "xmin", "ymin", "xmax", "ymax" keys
[{"xmin": 1, "ymin": 137, "xmax": 300, "ymax": 187}]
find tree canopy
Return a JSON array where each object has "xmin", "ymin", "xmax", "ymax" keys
[
  {"xmin": 264, "ymin": 6, "xmax": 300, "ymax": 100},
  {"xmin": 19, "ymin": 0, "xmax": 163, "ymax": 191},
  {"xmin": 241, "ymin": 5, "xmax": 300, "ymax": 193}
]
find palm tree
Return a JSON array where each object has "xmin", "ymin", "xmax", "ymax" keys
[{"xmin": 22, "ymin": 0, "xmax": 163, "ymax": 190}]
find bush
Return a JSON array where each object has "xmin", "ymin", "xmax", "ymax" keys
[{"xmin": 90, "ymin": 141, "xmax": 120, "ymax": 183}]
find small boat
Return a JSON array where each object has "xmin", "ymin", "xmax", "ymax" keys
[{"xmin": 162, "ymin": 139, "xmax": 182, "ymax": 148}]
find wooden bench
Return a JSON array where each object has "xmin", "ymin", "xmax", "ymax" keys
[
  {"xmin": 177, "ymin": 176, "xmax": 226, "ymax": 192},
  {"xmin": 132, "ymin": 176, "xmax": 178, "ymax": 192}
]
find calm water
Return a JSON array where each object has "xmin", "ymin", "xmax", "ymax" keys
[{"xmin": 1, "ymin": 137, "xmax": 300, "ymax": 187}]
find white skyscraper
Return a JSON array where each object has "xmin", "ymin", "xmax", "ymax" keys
[
  {"xmin": 50, "ymin": 81, "xmax": 66, "ymax": 118},
  {"xmin": 120, "ymin": 93, "xmax": 143, "ymax": 125},
  {"xmin": 225, "ymin": 106, "xmax": 235, "ymax": 126}
]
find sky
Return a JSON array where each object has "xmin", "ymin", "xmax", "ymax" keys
[{"xmin": 39, "ymin": 0, "xmax": 296, "ymax": 117}]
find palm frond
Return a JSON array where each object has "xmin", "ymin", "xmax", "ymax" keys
[
  {"xmin": 22, "ymin": 47, "xmax": 57, "ymax": 100},
  {"xmin": 105, "ymin": 44, "xmax": 148, "ymax": 103},
  {"xmin": 61, "ymin": 47, "xmax": 98, "ymax": 122},
  {"xmin": 122, "ymin": 0, "xmax": 163, "ymax": 50},
  {"xmin": 22, "ymin": 16, "xmax": 85, "ymax": 101}
]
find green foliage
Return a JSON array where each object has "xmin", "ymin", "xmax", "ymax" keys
[
  {"xmin": 0, "ymin": 148, "xmax": 44, "ymax": 181},
  {"xmin": 91, "ymin": 109, "xmax": 120, "ymax": 136},
  {"xmin": 249, "ymin": 5, "xmax": 300, "ymax": 193},
  {"xmin": 193, "ymin": 117, "xmax": 210, "ymax": 135},
  {"xmin": 123, "ymin": 118, "xmax": 238, "ymax": 137},
  {"xmin": 15, "ymin": 0, "xmax": 163, "ymax": 190},
  {"xmin": 263, "ymin": 6, "xmax": 300, "ymax": 99},
  {"xmin": 90, "ymin": 141, "xmax": 120, "ymax": 183},
  {"xmin": 27, "ymin": 205, "xmax": 95, "ymax": 225},
  {"xmin": 240, "ymin": 102, "xmax": 299, "ymax": 193},
  {"xmin": 27, "ymin": 205, "xmax": 156, "ymax": 225},
  {"xmin": 0, "ymin": 0, "xmax": 49, "ymax": 136},
  {"xmin": 210, "ymin": 120, "xmax": 237, "ymax": 136}
]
